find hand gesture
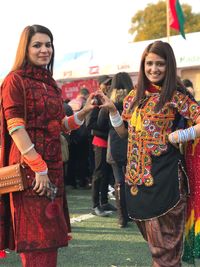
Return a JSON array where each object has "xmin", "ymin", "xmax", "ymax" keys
[{"xmin": 95, "ymin": 90, "xmax": 117, "ymax": 113}]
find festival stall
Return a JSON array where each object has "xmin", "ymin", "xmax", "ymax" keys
[{"xmin": 54, "ymin": 32, "xmax": 200, "ymax": 100}]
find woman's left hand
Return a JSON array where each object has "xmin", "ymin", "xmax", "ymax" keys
[
  {"xmin": 33, "ymin": 173, "xmax": 51, "ymax": 196},
  {"xmin": 95, "ymin": 90, "xmax": 117, "ymax": 113}
]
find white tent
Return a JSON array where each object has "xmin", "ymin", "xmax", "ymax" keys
[{"xmin": 54, "ymin": 32, "xmax": 200, "ymax": 81}]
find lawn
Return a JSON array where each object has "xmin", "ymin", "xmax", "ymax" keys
[{"xmin": 0, "ymin": 188, "xmax": 197, "ymax": 267}]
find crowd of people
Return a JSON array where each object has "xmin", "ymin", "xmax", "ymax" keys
[{"xmin": 0, "ymin": 24, "xmax": 200, "ymax": 267}]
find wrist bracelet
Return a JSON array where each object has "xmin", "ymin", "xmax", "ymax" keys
[
  {"xmin": 21, "ymin": 143, "xmax": 35, "ymax": 155},
  {"xmin": 64, "ymin": 114, "xmax": 82, "ymax": 131},
  {"xmin": 9, "ymin": 125, "xmax": 25, "ymax": 135},
  {"xmin": 109, "ymin": 111, "xmax": 123, "ymax": 127},
  {"xmin": 35, "ymin": 168, "xmax": 48, "ymax": 176},
  {"xmin": 23, "ymin": 153, "xmax": 48, "ymax": 173},
  {"xmin": 74, "ymin": 112, "xmax": 84, "ymax": 126},
  {"xmin": 177, "ymin": 126, "xmax": 196, "ymax": 143}
]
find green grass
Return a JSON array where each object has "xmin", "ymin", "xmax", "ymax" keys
[{"xmin": 0, "ymin": 188, "xmax": 197, "ymax": 266}]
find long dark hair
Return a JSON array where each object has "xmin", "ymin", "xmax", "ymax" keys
[
  {"xmin": 11, "ymin": 24, "xmax": 54, "ymax": 75},
  {"xmin": 135, "ymin": 40, "xmax": 185, "ymax": 111},
  {"xmin": 110, "ymin": 72, "xmax": 134, "ymax": 92},
  {"xmin": 110, "ymin": 72, "xmax": 134, "ymax": 104}
]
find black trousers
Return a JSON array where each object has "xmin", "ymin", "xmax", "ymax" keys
[
  {"xmin": 66, "ymin": 140, "xmax": 89, "ymax": 187},
  {"xmin": 92, "ymin": 145, "xmax": 113, "ymax": 208}
]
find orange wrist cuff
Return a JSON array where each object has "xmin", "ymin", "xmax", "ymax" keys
[{"xmin": 23, "ymin": 153, "xmax": 47, "ymax": 172}]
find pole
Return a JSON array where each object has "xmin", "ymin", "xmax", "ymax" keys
[{"xmin": 166, "ymin": 0, "xmax": 170, "ymax": 43}]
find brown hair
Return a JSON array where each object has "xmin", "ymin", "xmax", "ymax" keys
[
  {"xmin": 11, "ymin": 24, "xmax": 54, "ymax": 75},
  {"xmin": 109, "ymin": 72, "xmax": 134, "ymax": 103},
  {"xmin": 135, "ymin": 40, "xmax": 183, "ymax": 111}
]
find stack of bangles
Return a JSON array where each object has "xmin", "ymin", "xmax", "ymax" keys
[
  {"xmin": 109, "ymin": 111, "xmax": 123, "ymax": 127},
  {"xmin": 22, "ymin": 146, "xmax": 48, "ymax": 175},
  {"xmin": 7, "ymin": 118, "xmax": 48, "ymax": 175},
  {"xmin": 63, "ymin": 112, "xmax": 84, "ymax": 131},
  {"xmin": 16, "ymin": 142, "xmax": 48, "ymax": 176},
  {"xmin": 170, "ymin": 126, "xmax": 196, "ymax": 143}
]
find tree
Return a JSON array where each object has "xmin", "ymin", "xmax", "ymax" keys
[{"xmin": 129, "ymin": 1, "xmax": 200, "ymax": 42}]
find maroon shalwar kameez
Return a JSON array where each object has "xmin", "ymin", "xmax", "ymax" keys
[{"xmin": 0, "ymin": 64, "xmax": 72, "ymax": 266}]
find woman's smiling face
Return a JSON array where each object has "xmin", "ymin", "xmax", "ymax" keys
[
  {"xmin": 27, "ymin": 33, "xmax": 53, "ymax": 67},
  {"xmin": 144, "ymin": 52, "xmax": 166, "ymax": 84}
]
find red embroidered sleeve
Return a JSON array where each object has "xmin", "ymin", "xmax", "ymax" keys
[
  {"xmin": 171, "ymin": 91, "xmax": 200, "ymax": 122},
  {"xmin": 1, "ymin": 72, "xmax": 25, "ymax": 121}
]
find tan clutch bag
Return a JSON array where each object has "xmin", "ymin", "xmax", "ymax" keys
[{"xmin": 0, "ymin": 163, "xmax": 27, "ymax": 194}]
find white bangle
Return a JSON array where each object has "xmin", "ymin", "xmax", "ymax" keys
[
  {"xmin": 21, "ymin": 144, "xmax": 35, "ymax": 155},
  {"xmin": 109, "ymin": 111, "xmax": 123, "ymax": 127},
  {"xmin": 35, "ymin": 168, "xmax": 48, "ymax": 176},
  {"xmin": 177, "ymin": 126, "xmax": 196, "ymax": 143},
  {"xmin": 74, "ymin": 112, "xmax": 84, "ymax": 126},
  {"xmin": 64, "ymin": 116, "xmax": 69, "ymax": 130}
]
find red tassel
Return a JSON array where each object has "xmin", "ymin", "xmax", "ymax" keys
[
  {"xmin": 45, "ymin": 201, "xmax": 61, "ymax": 219},
  {"xmin": 0, "ymin": 250, "xmax": 6, "ymax": 258},
  {"xmin": 67, "ymin": 233, "xmax": 72, "ymax": 241}
]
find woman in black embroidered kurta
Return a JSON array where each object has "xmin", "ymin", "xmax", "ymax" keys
[{"xmin": 98, "ymin": 41, "xmax": 200, "ymax": 267}]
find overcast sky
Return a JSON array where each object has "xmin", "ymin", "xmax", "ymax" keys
[{"xmin": 0, "ymin": 0, "xmax": 199, "ymax": 78}]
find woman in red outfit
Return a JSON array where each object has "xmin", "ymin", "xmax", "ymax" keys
[
  {"xmin": 0, "ymin": 24, "xmax": 95, "ymax": 267},
  {"xmin": 182, "ymin": 80, "xmax": 200, "ymax": 264}
]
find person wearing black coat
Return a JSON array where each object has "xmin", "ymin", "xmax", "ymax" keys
[
  {"xmin": 85, "ymin": 75, "xmax": 116, "ymax": 216},
  {"xmin": 106, "ymin": 72, "xmax": 134, "ymax": 227}
]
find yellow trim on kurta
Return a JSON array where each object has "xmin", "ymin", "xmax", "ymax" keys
[
  {"xmin": 195, "ymin": 217, "xmax": 200, "ymax": 236},
  {"xmin": 130, "ymin": 107, "xmax": 142, "ymax": 132},
  {"xmin": 185, "ymin": 209, "xmax": 195, "ymax": 237}
]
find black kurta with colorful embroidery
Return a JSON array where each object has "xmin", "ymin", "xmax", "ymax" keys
[{"xmin": 122, "ymin": 88, "xmax": 200, "ymax": 220}]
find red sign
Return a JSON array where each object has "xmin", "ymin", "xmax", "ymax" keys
[
  {"xmin": 61, "ymin": 79, "xmax": 99, "ymax": 100},
  {"xmin": 89, "ymin": 66, "xmax": 99, "ymax": 75}
]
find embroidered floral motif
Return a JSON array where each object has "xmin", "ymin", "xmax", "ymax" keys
[{"xmin": 123, "ymin": 89, "xmax": 200, "ymax": 195}]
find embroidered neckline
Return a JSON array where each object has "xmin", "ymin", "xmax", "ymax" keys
[
  {"xmin": 16, "ymin": 63, "xmax": 58, "ymax": 89},
  {"xmin": 146, "ymin": 84, "xmax": 161, "ymax": 93}
]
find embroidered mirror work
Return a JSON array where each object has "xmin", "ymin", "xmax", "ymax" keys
[{"xmin": 122, "ymin": 89, "xmax": 200, "ymax": 196}]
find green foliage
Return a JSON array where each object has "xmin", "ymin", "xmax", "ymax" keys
[{"xmin": 129, "ymin": 0, "xmax": 200, "ymax": 41}]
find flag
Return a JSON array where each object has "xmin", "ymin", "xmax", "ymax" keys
[{"xmin": 169, "ymin": 0, "xmax": 186, "ymax": 39}]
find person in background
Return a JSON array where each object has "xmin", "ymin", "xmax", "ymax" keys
[
  {"xmin": 182, "ymin": 79, "xmax": 200, "ymax": 265},
  {"xmin": 107, "ymin": 72, "xmax": 134, "ymax": 228},
  {"xmin": 0, "ymin": 24, "xmax": 95, "ymax": 267},
  {"xmin": 86, "ymin": 75, "xmax": 116, "ymax": 217},
  {"xmin": 61, "ymin": 101, "xmax": 73, "ymax": 187},
  {"xmin": 98, "ymin": 40, "xmax": 200, "ymax": 266},
  {"xmin": 182, "ymin": 79, "xmax": 195, "ymax": 97},
  {"xmin": 68, "ymin": 87, "xmax": 90, "ymax": 112},
  {"xmin": 67, "ymin": 88, "xmax": 91, "ymax": 188}
]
